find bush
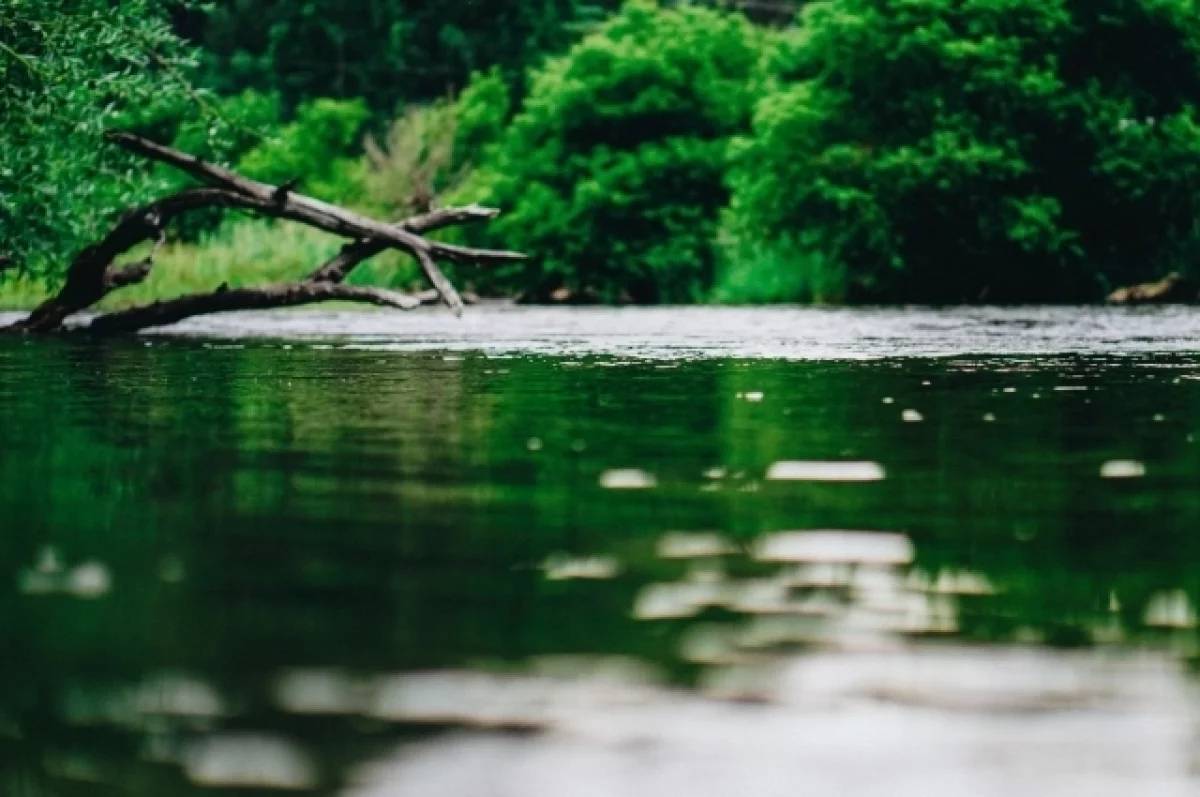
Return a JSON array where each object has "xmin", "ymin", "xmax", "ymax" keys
[
  {"xmin": 193, "ymin": 0, "xmax": 603, "ymax": 113},
  {"xmin": 0, "ymin": 1, "xmax": 199, "ymax": 283},
  {"xmin": 361, "ymin": 101, "xmax": 461, "ymax": 218},
  {"xmin": 712, "ymin": 234, "xmax": 847, "ymax": 305},
  {"xmin": 236, "ymin": 98, "xmax": 372, "ymax": 203},
  {"xmin": 470, "ymin": 1, "xmax": 772, "ymax": 303},
  {"xmin": 727, "ymin": 0, "xmax": 1200, "ymax": 303}
]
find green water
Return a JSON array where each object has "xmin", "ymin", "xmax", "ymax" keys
[{"xmin": 2, "ymin": 334, "xmax": 1199, "ymax": 794}]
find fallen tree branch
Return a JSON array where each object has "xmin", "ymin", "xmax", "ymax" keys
[
  {"xmin": 86, "ymin": 282, "xmax": 423, "ymax": 335},
  {"xmin": 105, "ymin": 131, "xmax": 524, "ymax": 314},
  {"xmin": 1107, "ymin": 272, "xmax": 1197, "ymax": 304},
  {"xmin": 3, "ymin": 133, "xmax": 525, "ymax": 335},
  {"xmin": 104, "ymin": 229, "xmax": 165, "ymax": 290},
  {"xmin": 11, "ymin": 188, "xmax": 255, "ymax": 333},
  {"xmin": 308, "ymin": 204, "xmax": 500, "ymax": 284}
]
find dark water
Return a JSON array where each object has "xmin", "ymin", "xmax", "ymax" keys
[{"xmin": 2, "ymin": 308, "xmax": 1200, "ymax": 795}]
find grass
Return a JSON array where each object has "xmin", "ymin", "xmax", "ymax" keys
[
  {"xmin": 0, "ymin": 219, "xmax": 426, "ymax": 313},
  {"xmin": 710, "ymin": 236, "xmax": 848, "ymax": 305}
]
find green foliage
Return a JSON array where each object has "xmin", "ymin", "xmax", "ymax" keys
[
  {"xmin": 0, "ymin": 218, "xmax": 425, "ymax": 311},
  {"xmin": 0, "ymin": 0, "xmax": 201, "ymax": 281},
  {"xmin": 712, "ymin": 234, "xmax": 847, "ymax": 304},
  {"xmin": 146, "ymin": 89, "xmax": 286, "ymax": 241},
  {"xmin": 359, "ymin": 101, "xmax": 462, "ymax": 219},
  {"xmin": 104, "ymin": 219, "xmax": 422, "ymax": 307},
  {"xmin": 194, "ymin": 0, "xmax": 610, "ymax": 113},
  {"xmin": 169, "ymin": 89, "xmax": 282, "ymax": 172},
  {"xmin": 727, "ymin": 0, "xmax": 1200, "ymax": 303},
  {"xmin": 235, "ymin": 97, "xmax": 371, "ymax": 202},
  {"xmin": 473, "ymin": 1, "xmax": 772, "ymax": 303},
  {"xmin": 13, "ymin": 0, "xmax": 1200, "ymax": 308},
  {"xmin": 453, "ymin": 68, "xmax": 512, "ymax": 164}
]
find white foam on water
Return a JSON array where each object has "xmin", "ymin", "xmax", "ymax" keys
[{"xmin": 343, "ymin": 647, "xmax": 1200, "ymax": 797}]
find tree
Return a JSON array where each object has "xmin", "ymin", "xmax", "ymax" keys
[
  {"xmin": 726, "ymin": 0, "xmax": 1200, "ymax": 303},
  {"xmin": 192, "ymin": 0, "xmax": 608, "ymax": 113},
  {"xmin": 0, "ymin": 0, "xmax": 200, "ymax": 281},
  {"xmin": 469, "ymin": 1, "xmax": 772, "ymax": 303}
]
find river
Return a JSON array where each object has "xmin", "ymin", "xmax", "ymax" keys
[{"xmin": 1, "ymin": 305, "xmax": 1198, "ymax": 795}]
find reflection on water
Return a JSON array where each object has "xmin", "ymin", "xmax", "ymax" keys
[{"xmin": 1, "ymin": 313, "xmax": 1200, "ymax": 794}]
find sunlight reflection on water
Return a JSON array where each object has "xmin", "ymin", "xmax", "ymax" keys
[{"xmin": 341, "ymin": 526, "xmax": 1200, "ymax": 796}]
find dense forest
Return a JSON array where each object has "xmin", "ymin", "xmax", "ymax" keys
[{"xmin": 4, "ymin": 0, "xmax": 1200, "ymax": 307}]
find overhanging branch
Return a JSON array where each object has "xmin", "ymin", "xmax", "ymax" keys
[{"xmin": 105, "ymin": 131, "xmax": 524, "ymax": 314}]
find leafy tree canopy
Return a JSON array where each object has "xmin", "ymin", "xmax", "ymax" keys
[
  {"xmin": 0, "ymin": 0, "xmax": 204, "ymax": 280},
  {"xmin": 192, "ymin": 0, "xmax": 620, "ymax": 113},
  {"xmin": 472, "ymin": 0, "xmax": 774, "ymax": 303},
  {"xmin": 727, "ymin": 0, "xmax": 1200, "ymax": 302}
]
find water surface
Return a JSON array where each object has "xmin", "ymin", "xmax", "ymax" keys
[{"xmin": 1, "ymin": 307, "xmax": 1199, "ymax": 795}]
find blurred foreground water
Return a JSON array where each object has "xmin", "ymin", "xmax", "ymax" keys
[{"xmin": 1, "ymin": 306, "xmax": 1199, "ymax": 795}]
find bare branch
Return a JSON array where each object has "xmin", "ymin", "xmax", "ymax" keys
[
  {"xmin": 413, "ymin": 248, "xmax": 461, "ymax": 317},
  {"xmin": 308, "ymin": 240, "xmax": 375, "ymax": 284},
  {"xmin": 404, "ymin": 204, "xmax": 501, "ymax": 234},
  {"xmin": 307, "ymin": 204, "xmax": 503, "ymax": 284},
  {"xmin": 104, "ymin": 260, "xmax": 153, "ymax": 290},
  {"xmin": 10, "ymin": 187, "xmax": 265, "ymax": 333},
  {"xmin": 104, "ymin": 228, "xmax": 166, "ymax": 290},
  {"xmin": 5, "ymin": 134, "xmax": 524, "ymax": 335},
  {"xmin": 105, "ymin": 131, "xmax": 524, "ymax": 313}
]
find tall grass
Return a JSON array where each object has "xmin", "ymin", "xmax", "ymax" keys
[{"xmin": 710, "ymin": 236, "xmax": 848, "ymax": 305}]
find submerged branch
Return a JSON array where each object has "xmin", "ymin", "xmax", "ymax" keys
[{"xmin": 86, "ymin": 282, "xmax": 423, "ymax": 335}]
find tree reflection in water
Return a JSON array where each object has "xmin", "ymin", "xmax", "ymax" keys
[{"xmin": 0, "ymin": 324, "xmax": 1198, "ymax": 794}]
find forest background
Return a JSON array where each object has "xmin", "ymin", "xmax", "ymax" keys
[{"xmin": 4, "ymin": 0, "xmax": 1200, "ymax": 308}]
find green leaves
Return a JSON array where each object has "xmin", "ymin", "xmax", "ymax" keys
[
  {"xmin": 727, "ymin": 0, "xmax": 1200, "ymax": 302},
  {"xmin": 472, "ymin": 1, "xmax": 770, "ymax": 303},
  {"xmin": 0, "ymin": 1, "xmax": 203, "ymax": 282},
  {"xmin": 236, "ymin": 98, "xmax": 370, "ymax": 196},
  {"xmin": 195, "ymin": 0, "xmax": 601, "ymax": 113}
]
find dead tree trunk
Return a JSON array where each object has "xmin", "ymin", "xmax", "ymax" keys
[{"xmin": 4, "ymin": 131, "xmax": 525, "ymax": 335}]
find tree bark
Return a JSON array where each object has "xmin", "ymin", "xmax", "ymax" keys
[
  {"xmin": 307, "ymin": 205, "xmax": 499, "ymax": 284},
  {"xmin": 104, "ymin": 132, "xmax": 521, "ymax": 315},
  {"xmin": 3, "ymin": 134, "xmax": 524, "ymax": 335},
  {"xmin": 87, "ymin": 283, "xmax": 424, "ymax": 335},
  {"xmin": 1107, "ymin": 272, "xmax": 1197, "ymax": 304}
]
